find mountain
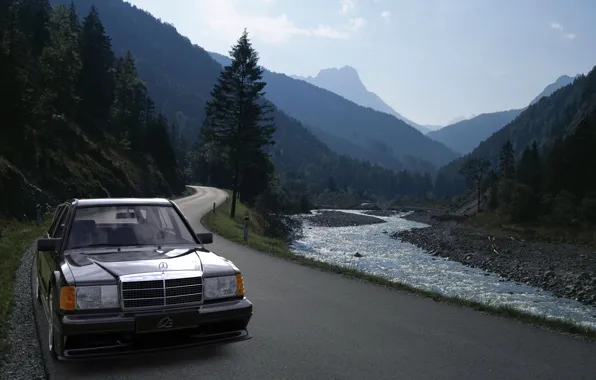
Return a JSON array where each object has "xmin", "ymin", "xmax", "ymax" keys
[
  {"xmin": 50, "ymin": 0, "xmax": 440, "ymax": 201},
  {"xmin": 530, "ymin": 75, "xmax": 578, "ymax": 105},
  {"xmin": 427, "ymin": 109, "xmax": 523, "ymax": 155},
  {"xmin": 210, "ymin": 53, "xmax": 458, "ymax": 170},
  {"xmin": 427, "ymin": 75, "xmax": 579, "ymax": 155},
  {"xmin": 291, "ymin": 66, "xmax": 431, "ymax": 134},
  {"xmin": 435, "ymin": 66, "xmax": 595, "ymax": 198}
]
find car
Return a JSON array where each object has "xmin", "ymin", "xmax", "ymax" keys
[{"xmin": 35, "ymin": 197, "xmax": 253, "ymax": 360}]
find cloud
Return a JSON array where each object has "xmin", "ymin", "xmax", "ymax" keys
[
  {"xmin": 347, "ymin": 17, "xmax": 366, "ymax": 31},
  {"xmin": 340, "ymin": 0, "xmax": 356, "ymax": 14},
  {"xmin": 381, "ymin": 11, "xmax": 391, "ymax": 20},
  {"xmin": 198, "ymin": 0, "xmax": 359, "ymax": 45},
  {"xmin": 549, "ymin": 22, "xmax": 563, "ymax": 30},
  {"xmin": 549, "ymin": 22, "xmax": 577, "ymax": 40}
]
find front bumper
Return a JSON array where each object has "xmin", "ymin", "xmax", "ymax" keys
[{"xmin": 55, "ymin": 298, "xmax": 253, "ymax": 360}]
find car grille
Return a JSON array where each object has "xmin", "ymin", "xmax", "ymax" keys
[{"xmin": 120, "ymin": 276, "xmax": 203, "ymax": 310}]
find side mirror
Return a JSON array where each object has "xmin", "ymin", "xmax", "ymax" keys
[
  {"xmin": 196, "ymin": 232, "xmax": 213, "ymax": 245},
  {"xmin": 37, "ymin": 238, "xmax": 61, "ymax": 252}
]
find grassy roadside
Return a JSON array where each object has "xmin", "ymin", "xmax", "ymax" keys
[
  {"xmin": 203, "ymin": 197, "xmax": 596, "ymax": 341},
  {"xmin": 0, "ymin": 218, "xmax": 50, "ymax": 360}
]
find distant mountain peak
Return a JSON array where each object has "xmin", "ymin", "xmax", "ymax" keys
[{"xmin": 293, "ymin": 66, "xmax": 430, "ymax": 134}]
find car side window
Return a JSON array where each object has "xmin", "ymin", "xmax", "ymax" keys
[
  {"xmin": 52, "ymin": 206, "xmax": 71, "ymax": 238},
  {"xmin": 48, "ymin": 205, "xmax": 66, "ymax": 237}
]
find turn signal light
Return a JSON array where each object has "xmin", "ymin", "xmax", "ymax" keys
[
  {"xmin": 236, "ymin": 274, "xmax": 245, "ymax": 296},
  {"xmin": 60, "ymin": 286, "xmax": 76, "ymax": 310}
]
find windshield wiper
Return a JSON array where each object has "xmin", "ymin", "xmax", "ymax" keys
[{"xmin": 70, "ymin": 243, "xmax": 123, "ymax": 250}]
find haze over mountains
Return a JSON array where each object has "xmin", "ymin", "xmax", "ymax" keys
[
  {"xmin": 427, "ymin": 75, "xmax": 579, "ymax": 155},
  {"xmin": 210, "ymin": 52, "xmax": 458, "ymax": 173},
  {"xmin": 291, "ymin": 67, "xmax": 433, "ymax": 134}
]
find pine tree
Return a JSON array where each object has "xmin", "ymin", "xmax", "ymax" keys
[
  {"xmin": 77, "ymin": 6, "xmax": 115, "ymax": 134},
  {"xmin": 112, "ymin": 51, "xmax": 146, "ymax": 147},
  {"xmin": 459, "ymin": 157, "xmax": 491, "ymax": 213},
  {"xmin": 201, "ymin": 29, "xmax": 276, "ymax": 218},
  {"xmin": 499, "ymin": 140, "xmax": 515, "ymax": 180},
  {"xmin": 517, "ymin": 141, "xmax": 543, "ymax": 194},
  {"xmin": 37, "ymin": 5, "xmax": 82, "ymax": 119}
]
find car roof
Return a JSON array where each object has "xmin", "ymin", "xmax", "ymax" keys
[{"xmin": 73, "ymin": 198, "xmax": 173, "ymax": 208}]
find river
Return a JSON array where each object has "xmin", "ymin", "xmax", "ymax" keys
[{"xmin": 289, "ymin": 209, "xmax": 596, "ymax": 329}]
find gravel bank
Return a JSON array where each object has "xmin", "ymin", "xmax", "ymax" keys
[
  {"xmin": 393, "ymin": 212, "xmax": 596, "ymax": 307},
  {"xmin": 361, "ymin": 210, "xmax": 400, "ymax": 217},
  {"xmin": 307, "ymin": 211, "xmax": 387, "ymax": 227},
  {"xmin": 0, "ymin": 244, "xmax": 46, "ymax": 380}
]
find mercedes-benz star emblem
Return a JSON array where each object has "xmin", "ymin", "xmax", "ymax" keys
[
  {"xmin": 157, "ymin": 317, "xmax": 174, "ymax": 329},
  {"xmin": 158, "ymin": 262, "xmax": 168, "ymax": 271}
]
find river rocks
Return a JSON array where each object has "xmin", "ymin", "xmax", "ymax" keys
[
  {"xmin": 307, "ymin": 211, "xmax": 387, "ymax": 227},
  {"xmin": 362, "ymin": 210, "xmax": 400, "ymax": 217},
  {"xmin": 392, "ymin": 213, "xmax": 596, "ymax": 307}
]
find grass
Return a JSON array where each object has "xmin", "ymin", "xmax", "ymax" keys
[
  {"xmin": 471, "ymin": 211, "xmax": 596, "ymax": 249},
  {"xmin": 0, "ymin": 218, "xmax": 50, "ymax": 360},
  {"xmin": 203, "ymin": 195, "xmax": 596, "ymax": 341}
]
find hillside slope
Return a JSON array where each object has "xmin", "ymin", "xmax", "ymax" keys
[
  {"xmin": 427, "ymin": 109, "xmax": 523, "ymax": 154},
  {"xmin": 436, "ymin": 69, "xmax": 593, "ymax": 197},
  {"xmin": 209, "ymin": 53, "xmax": 458, "ymax": 169},
  {"xmin": 0, "ymin": 1, "xmax": 183, "ymax": 218},
  {"xmin": 292, "ymin": 66, "xmax": 430, "ymax": 134},
  {"xmin": 428, "ymin": 75, "xmax": 579, "ymax": 155}
]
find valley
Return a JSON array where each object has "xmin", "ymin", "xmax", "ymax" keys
[{"xmin": 1, "ymin": 0, "xmax": 596, "ymax": 378}]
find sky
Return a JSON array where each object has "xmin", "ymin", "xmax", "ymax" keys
[{"xmin": 125, "ymin": 0, "xmax": 596, "ymax": 126}]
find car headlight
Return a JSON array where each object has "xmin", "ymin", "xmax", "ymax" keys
[
  {"xmin": 204, "ymin": 274, "xmax": 244, "ymax": 300},
  {"xmin": 76, "ymin": 285, "xmax": 119, "ymax": 309}
]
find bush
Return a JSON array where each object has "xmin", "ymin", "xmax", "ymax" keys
[
  {"xmin": 253, "ymin": 186, "xmax": 304, "ymax": 241},
  {"xmin": 581, "ymin": 193, "xmax": 596, "ymax": 223}
]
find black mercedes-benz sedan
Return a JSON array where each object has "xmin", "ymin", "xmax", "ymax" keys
[{"xmin": 35, "ymin": 198, "xmax": 253, "ymax": 360}]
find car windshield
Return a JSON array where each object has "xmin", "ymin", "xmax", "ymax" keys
[{"xmin": 65, "ymin": 205, "xmax": 196, "ymax": 250}]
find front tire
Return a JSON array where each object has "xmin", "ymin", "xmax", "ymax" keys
[{"xmin": 47, "ymin": 291, "xmax": 65, "ymax": 360}]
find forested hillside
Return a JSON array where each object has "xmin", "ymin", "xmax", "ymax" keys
[
  {"xmin": 435, "ymin": 69, "xmax": 594, "ymax": 200},
  {"xmin": 427, "ymin": 76, "xmax": 578, "ymax": 156},
  {"xmin": 427, "ymin": 109, "xmax": 522, "ymax": 154},
  {"xmin": 47, "ymin": 0, "xmax": 444, "ymax": 203},
  {"xmin": 0, "ymin": 0, "xmax": 183, "ymax": 218},
  {"xmin": 209, "ymin": 52, "xmax": 457, "ymax": 171}
]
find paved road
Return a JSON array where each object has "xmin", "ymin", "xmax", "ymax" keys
[{"xmin": 35, "ymin": 186, "xmax": 596, "ymax": 380}]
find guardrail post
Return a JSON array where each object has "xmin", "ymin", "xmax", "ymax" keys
[
  {"xmin": 243, "ymin": 216, "xmax": 249, "ymax": 241},
  {"xmin": 36, "ymin": 204, "xmax": 41, "ymax": 226}
]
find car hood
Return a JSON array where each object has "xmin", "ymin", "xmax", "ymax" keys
[{"xmin": 64, "ymin": 247, "xmax": 237, "ymax": 286}]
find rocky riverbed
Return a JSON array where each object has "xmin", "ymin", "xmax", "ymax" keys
[
  {"xmin": 307, "ymin": 210, "xmax": 387, "ymax": 227},
  {"xmin": 393, "ymin": 212, "xmax": 596, "ymax": 307}
]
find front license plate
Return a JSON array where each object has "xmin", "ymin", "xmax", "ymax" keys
[{"xmin": 136, "ymin": 311, "xmax": 200, "ymax": 334}]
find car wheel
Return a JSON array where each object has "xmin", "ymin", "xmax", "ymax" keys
[{"xmin": 47, "ymin": 291, "xmax": 65, "ymax": 360}]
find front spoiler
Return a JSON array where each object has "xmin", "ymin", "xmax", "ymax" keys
[{"xmin": 59, "ymin": 329, "xmax": 251, "ymax": 361}]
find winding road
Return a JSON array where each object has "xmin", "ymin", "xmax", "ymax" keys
[{"xmin": 34, "ymin": 186, "xmax": 596, "ymax": 380}]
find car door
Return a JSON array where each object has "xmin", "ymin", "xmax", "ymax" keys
[{"xmin": 39, "ymin": 204, "xmax": 69, "ymax": 297}]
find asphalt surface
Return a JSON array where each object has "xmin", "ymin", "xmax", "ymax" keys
[{"xmin": 34, "ymin": 186, "xmax": 596, "ymax": 380}]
